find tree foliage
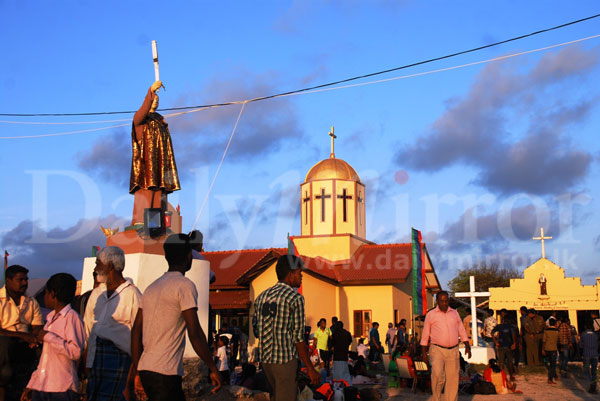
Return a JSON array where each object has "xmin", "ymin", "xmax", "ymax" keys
[{"xmin": 448, "ymin": 262, "xmax": 521, "ymax": 295}]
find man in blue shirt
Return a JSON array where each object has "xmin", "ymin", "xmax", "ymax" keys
[
  {"xmin": 492, "ymin": 316, "xmax": 517, "ymax": 381},
  {"xmin": 368, "ymin": 322, "xmax": 382, "ymax": 362}
]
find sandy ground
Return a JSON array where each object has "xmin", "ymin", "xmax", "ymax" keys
[
  {"xmin": 191, "ymin": 365, "xmax": 599, "ymax": 401},
  {"xmin": 382, "ymin": 369, "xmax": 599, "ymax": 400}
]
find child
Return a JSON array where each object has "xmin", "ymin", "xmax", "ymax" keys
[
  {"xmin": 357, "ymin": 338, "xmax": 368, "ymax": 359},
  {"xmin": 21, "ymin": 273, "xmax": 86, "ymax": 401},
  {"xmin": 216, "ymin": 336, "xmax": 230, "ymax": 384},
  {"xmin": 483, "ymin": 358, "xmax": 517, "ymax": 394}
]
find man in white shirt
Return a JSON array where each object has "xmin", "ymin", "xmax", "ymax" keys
[
  {"xmin": 84, "ymin": 246, "xmax": 142, "ymax": 401},
  {"xmin": 130, "ymin": 234, "xmax": 220, "ymax": 401}
]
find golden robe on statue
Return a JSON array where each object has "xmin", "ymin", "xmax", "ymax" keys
[{"xmin": 129, "ymin": 88, "xmax": 181, "ymax": 194}]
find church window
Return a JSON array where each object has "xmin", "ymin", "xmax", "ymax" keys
[{"xmin": 353, "ymin": 309, "xmax": 372, "ymax": 337}]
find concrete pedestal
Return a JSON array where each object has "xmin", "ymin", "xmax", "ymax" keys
[
  {"xmin": 460, "ymin": 346, "xmax": 495, "ymax": 365},
  {"xmin": 82, "ymin": 254, "xmax": 210, "ymax": 358}
]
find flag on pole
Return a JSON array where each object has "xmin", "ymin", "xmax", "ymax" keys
[
  {"xmin": 411, "ymin": 228, "xmax": 427, "ymax": 315},
  {"xmin": 287, "ymin": 233, "xmax": 302, "ymax": 294},
  {"xmin": 91, "ymin": 246, "xmax": 101, "ymax": 257},
  {"xmin": 287, "ymin": 233, "xmax": 299, "ymax": 256},
  {"xmin": 2, "ymin": 250, "xmax": 8, "ymax": 288}
]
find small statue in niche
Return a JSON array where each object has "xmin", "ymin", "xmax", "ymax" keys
[{"xmin": 539, "ymin": 273, "xmax": 547, "ymax": 296}]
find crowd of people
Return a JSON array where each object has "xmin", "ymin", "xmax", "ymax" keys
[
  {"xmin": 2, "ymin": 245, "xmax": 600, "ymax": 401},
  {"xmin": 420, "ymin": 292, "xmax": 600, "ymax": 399},
  {"xmin": 0, "ymin": 234, "xmax": 221, "ymax": 401},
  {"xmin": 460, "ymin": 305, "xmax": 600, "ymax": 393}
]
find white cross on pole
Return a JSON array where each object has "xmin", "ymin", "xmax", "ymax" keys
[
  {"xmin": 455, "ymin": 275, "xmax": 490, "ymax": 347},
  {"xmin": 533, "ymin": 227, "xmax": 552, "ymax": 259},
  {"xmin": 152, "ymin": 40, "xmax": 160, "ymax": 81}
]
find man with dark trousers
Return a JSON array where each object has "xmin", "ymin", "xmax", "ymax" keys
[{"xmin": 130, "ymin": 234, "xmax": 221, "ymax": 400}]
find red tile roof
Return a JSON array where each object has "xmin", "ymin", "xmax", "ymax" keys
[
  {"xmin": 203, "ymin": 248, "xmax": 286, "ymax": 289},
  {"xmin": 204, "ymin": 244, "xmax": 418, "ymax": 288},
  {"xmin": 210, "ymin": 289, "xmax": 251, "ymax": 310}
]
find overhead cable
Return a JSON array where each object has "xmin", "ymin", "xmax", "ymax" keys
[
  {"xmin": 1, "ymin": 13, "xmax": 599, "ymax": 118},
  {"xmin": 1, "ymin": 33, "xmax": 599, "ymax": 139}
]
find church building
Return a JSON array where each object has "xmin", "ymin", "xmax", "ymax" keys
[
  {"xmin": 489, "ymin": 230, "xmax": 600, "ymax": 331},
  {"xmin": 204, "ymin": 130, "xmax": 442, "ymax": 344}
]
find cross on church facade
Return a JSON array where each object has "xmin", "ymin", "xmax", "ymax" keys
[
  {"xmin": 455, "ymin": 275, "xmax": 490, "ymax": 347},
  {"xmin": 533, "ymin": 227, "xmax": 552, "ymax": 259},
  {"xmin": 337, "ymin": 188, "xmax": 353, "ymax": 222},
  {"xmin": 315, "ymin": 188, "xmax": 331, "ymax": 222},
  {"xmin": 303, "ymin": 191, "xmax": 311, "ymax": 224}
]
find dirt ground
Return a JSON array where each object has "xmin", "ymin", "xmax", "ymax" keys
[
  {"xmin": 190, "ymin": 363, "xmax": 599, "ymax": 401},
  {"xmin": 383, "ymin": 368, "xmax": 599, "ymax": 400}
]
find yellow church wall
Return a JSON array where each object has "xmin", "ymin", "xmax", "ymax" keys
[
  {"xmin": 302, "ymin": 273, "xmax": 337, "ymax": 330},
  {"xmin": 339, "ymin": 285, "xmax": 394, "ymax": 347},
  {"xmin": 393, "ymin": 281, "xmax": 414, "ymax": 323},
  {"xmin": 312, "ymin": 181, "xmax": 334, "ymax": 236},
  {"xmin": 489, "ymin": 258, "xmax": 600, "ymax": 330},
  {"xmin": 247, "ymin": 264, "xmax": 426, "ymax": 351},
  {"xmin": 335, "ymin": 180, "xmax": 356, "ymax": 235},
  {"xmin": 294, "ymin": 235, "xmax": 352, "ymax": 262}
]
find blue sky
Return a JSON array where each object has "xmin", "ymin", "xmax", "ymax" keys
[{"xmin": 1, "ymin": 1, "xmax": 599, "ymax": 288}]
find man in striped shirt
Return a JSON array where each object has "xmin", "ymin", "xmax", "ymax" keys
[{"xmin": 252, "ymin": 255, "xmax": 319, "ymax": 401}]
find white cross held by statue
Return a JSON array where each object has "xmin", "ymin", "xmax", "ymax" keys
[
  {"xmin": 455, "ymin": 275, "xmax": 490, "ymax": 347},
  {"xmin": 152, "ymin": 40, "xmax": 160, "ymax": 81},
  {"xmin": 533, "ymin": 227, "xmax": 552, "ymax": 259}
]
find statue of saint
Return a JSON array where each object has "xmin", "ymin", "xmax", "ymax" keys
[
  {"xmin": 129, "ymin": 81, "xmax": 181, "ymax": 225},
  {"xmin": 539, "ymin": 273, "xmax": 547, "ymax": 295}
]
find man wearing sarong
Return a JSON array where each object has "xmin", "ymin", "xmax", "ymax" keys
[{"xmin": 84, "ymin": 247, "xmax": 142, "ymax": 401}]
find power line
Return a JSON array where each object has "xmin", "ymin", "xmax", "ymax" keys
[
  {"xmin": 1, "ymin": 13, "xmax": 599, "ymax": 118},
  {"xmin": 2, "ymin": 33, "xmax": 599, "ymax": 139}
]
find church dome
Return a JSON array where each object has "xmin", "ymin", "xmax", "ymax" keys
[{"xmin": 305, "ymin": 157, "xmax": 361, "ymax": 183}]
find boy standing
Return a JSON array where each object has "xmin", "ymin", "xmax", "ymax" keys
[
  {"xmin": 21, "ymin": 273, "xmax": 86, "ymax": 401},
  {"xmin": 215, "ymin": 336, "xmax": 230, "ymax": 385}
]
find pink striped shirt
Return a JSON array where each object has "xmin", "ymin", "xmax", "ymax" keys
[
  {"xmin": 26, "ymin": 305, "xmax": 86, "ymax": 393},
  {"xmin": 420, "ymin": 306, "xmax": 469, "ymax": 348}
]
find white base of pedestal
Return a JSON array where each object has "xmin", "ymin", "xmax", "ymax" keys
[
  {"xmin": 460, "ymin": 346, "xmax": 496, "ymax": 365},
  {"xmin": 82, "ymin": 254, "xmax": 210, "ymax": 358}
]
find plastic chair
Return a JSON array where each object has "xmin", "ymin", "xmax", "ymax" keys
[{"xmin": 395, "ymin": 356, "xmax": 418, "ymax": 392}]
